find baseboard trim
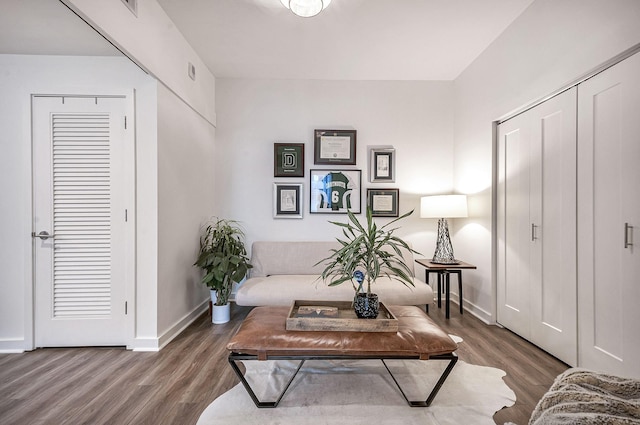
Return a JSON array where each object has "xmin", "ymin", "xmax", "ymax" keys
[
  {"xmin": 131, "ymin": 300, "xmax": 208, "ymax": 352},
  {"xmin": 436, "ymin": 293, "xmax": 493, "ymax": 325},
  {"xmin": 462, "ymin": 301, "xmax": 493, "ymax": 324},
  {"xmin": 0, "ymin": 339, "xmax": 26, "ymax": 353}
]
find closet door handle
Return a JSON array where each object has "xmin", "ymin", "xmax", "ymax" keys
[
  {"xmin": 624, "ymin": 223, "xmax": 633, "ymax": 248},
  {"xmin": 531, "ymin": 223, "xmax": 538, "ymax": 241}
]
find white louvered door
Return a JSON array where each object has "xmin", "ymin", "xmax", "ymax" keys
[{"xmin": 33, "ymin": 96, "xmax": 130, "ymax": 347}]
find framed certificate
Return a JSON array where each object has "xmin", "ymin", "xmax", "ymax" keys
[
  {"xmin": 313, "ymin": 129, "xmax": 357, "ymax": 165},
  {"xmin": 367, "ymin": 188, "xmax": 399, "ymax": 217}
]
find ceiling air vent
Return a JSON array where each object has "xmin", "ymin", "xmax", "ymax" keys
[{"xmin": 121, "ymin": 0, "xmax": 138, "ymax": 16}]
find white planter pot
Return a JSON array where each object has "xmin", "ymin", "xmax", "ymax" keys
[{"xmin": 211, "ymin": 303, "xmax": 230, "ymax": 324}]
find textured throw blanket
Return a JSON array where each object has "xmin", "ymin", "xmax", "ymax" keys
[{"xmin": 529, "ymin": 368, "xmax": 640, "ymax": 425}]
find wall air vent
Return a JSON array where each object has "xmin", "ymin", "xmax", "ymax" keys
[{"xmin": 121, "ymin": 0, "xmax": 138, "ymax": 16}]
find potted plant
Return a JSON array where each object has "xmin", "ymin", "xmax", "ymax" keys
[
  {"xmin": 194, "ymin": 218, "xmax": 252, "ymax": 324},
  {"xmin": 317, "ymin": 207, "xmax": 417, "ymax": 318}
]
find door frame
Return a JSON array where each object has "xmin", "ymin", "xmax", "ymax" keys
[{"xmin": 27, "ymin": 92, "xmax": 136, "ymax": 350}]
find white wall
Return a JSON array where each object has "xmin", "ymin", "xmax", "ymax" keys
[
  {"xmin": 55, "ymin": 0, "xmax": 218, "ymax": 350},
  {"xmin": 0, "ymin": 55, "xmax": 156, "ymax": 351},
  {"xmin": 0, "ymin": 54, "xmax": 215, "ymax": 352},
  {"xmin": 156, "ymin": 84, "xmax": 216, "ymax": 341},
  {"xmin": 453, "ymin": 0, "xmax": 640, "ymax": 322},
  {"xmin": 63, "ymin": 0, "xmax": 216, "ymax": 126},
  {"xmin": 215, "ymin": 79, "xmax": 454, "ymax": 267}
]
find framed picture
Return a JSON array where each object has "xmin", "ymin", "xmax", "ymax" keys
[
  {"xmin": 310, "ymin": 169, "xmax": 361, "ymax": 214},
  {"xmin": 367, "ymin": 188, "xmax": 399, "ymax": 217},
  {"xmin": 274, "ymin": 143, "xmax": 305, "ymax": 177},
  {"xmin": 314, "ymin": 129, "xmax": 357, "ymax": 165},
  {"xmin": 369, "ymin": 147, "xmax": 395, "ymax": 182},
  {"xmin": 273, "ymin": 183, "xmax": 303, "ymax": 219}
]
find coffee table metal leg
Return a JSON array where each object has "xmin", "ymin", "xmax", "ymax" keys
[
  {"xmin": 228, "ymin": 354, "xmax": 305, "ymax": 408},
  {"xmin": 229, "ymin": 353, "xmax": 458, "ymax": 408},
  {"xmin": 382, "ymin": 353, "xmax": 458, "ymax": 407}
]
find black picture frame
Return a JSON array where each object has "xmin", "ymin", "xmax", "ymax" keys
[
  {"xmin": 273, "ymin": 183, "xmax": 303, "ymax": 218},
  {"xmin": 367, "ymin": 188, "xmax": 399, "ymax": 217},
  {"xmin": 310, "ymin": 169, "xmax": 361, "ymax": 214},
  {"xmin": 314, "ymin": 129, "xmax": 357, "ymax": 165},
  {"xmin": 274, "ymin": 143, "xmax": 305, "ymax": 177},
  {"xmin": 369, "ymin": 147, "xmax": 395, "ymax": 182}
]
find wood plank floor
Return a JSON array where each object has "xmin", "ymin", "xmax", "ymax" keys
[{"xmin": 0, "ymin": 304, "xmax": 568, "ymax": 425}]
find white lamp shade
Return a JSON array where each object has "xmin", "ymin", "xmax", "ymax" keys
[
  {"xmin": 280, "ymin": 0, "xmax": 331, "ymax": 17},
  {"xmin": 420, "ymin": 195, "xmax": 468, "ymax": 218}
]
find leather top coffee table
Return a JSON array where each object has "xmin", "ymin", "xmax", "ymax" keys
[{"xmin": 227, "ymin": 305, "xmax": 458, "ymax": 408}]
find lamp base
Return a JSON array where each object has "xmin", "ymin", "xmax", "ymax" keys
[
  {"xmin": 432, "ymin": 218, "xmax": 458, "ymax": 264},
  {"xmin": 431, "ymin": 259, "xmax": 461, "ymax": 265}
]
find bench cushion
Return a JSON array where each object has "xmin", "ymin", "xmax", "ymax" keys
[
  {"xmin": 227, "ymin": 305, "xmax": 457, "ymax": 360},
  {"xmin": 235, "ymin": 275, "xmax": 433, "ymax": 306}
]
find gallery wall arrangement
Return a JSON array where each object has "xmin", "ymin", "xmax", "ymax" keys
[{"xmin": 272, "ymin": 129, "xmax": 400, "ymax": 219}]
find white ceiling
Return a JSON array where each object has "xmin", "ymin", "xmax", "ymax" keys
[
  {"xmin": 157, "ymin": 0, "xmax": 535, "ymax": 80},
  {"xmin": 1, "ymin": 0, "xmax": 535, "ymax": 81}
]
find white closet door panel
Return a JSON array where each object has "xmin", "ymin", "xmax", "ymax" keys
[
  {"xmin": 529, "ymin": 88, "xmax": 577, "ymax": 365},
  {"xmin": 594, "ymin": 85, "xmax": 623, "ymax": 356},
  {"xmin": 578, "ymin": 52, "xmax": 640, "ymax": 377},
  {"xmin": 497, "ymin": 117, "xmax": 531, "ymax": 338},
  {"xmin": 498, "ymin": 88, "xmax": 577, "ymax": 365}
]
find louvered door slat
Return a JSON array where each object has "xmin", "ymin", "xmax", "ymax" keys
[{"xmin": 52, "ymin": 113, "xmax": 112, "ymax": 318}]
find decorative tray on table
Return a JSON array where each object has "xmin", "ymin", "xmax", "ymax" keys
[{"xmin": 285, "ymin": 300, "xmax": 398, "ymax": 332}]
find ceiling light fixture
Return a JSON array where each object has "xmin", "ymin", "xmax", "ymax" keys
[{"xmin": 280, "ymin": 0, "xmax": 331, "ymax": 18}]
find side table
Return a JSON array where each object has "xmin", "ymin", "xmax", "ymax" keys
[{"xmin": 415, "ymin": 259, "xmax": 477, "ymax": 319}]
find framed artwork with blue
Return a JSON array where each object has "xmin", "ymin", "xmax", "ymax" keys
[{"xmin": 310, "ymin": 169, "xmax": 361, "ymax": 214}]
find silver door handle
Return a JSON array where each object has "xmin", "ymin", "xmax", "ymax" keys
[
  {"xmin": 32, "ymin": 231, "xmax": 56, "ymax": 240},
  {"xmin": 624, "ymin": 223, "xmax": 633, "ymax": 248},
  {"xmin": 531, "ymin": 223, "xmax": 538, "ymax": 241}
]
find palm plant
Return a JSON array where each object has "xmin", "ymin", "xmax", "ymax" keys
[
  {"xmin": 194, "ymin": 218, "xmax": 252, "ymax": 306},
  {"xmin": 317, "ymin": 207, "xmax": 417, "ymax": 307}
]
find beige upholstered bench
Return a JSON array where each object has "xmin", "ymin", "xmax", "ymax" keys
[
  {"xmin": 227, "ymin": 305, "xmax": 458, "ymax": 408},
  {"xmin": 234, "ymin": 241, "xmax": 434, "ymax": 308}
]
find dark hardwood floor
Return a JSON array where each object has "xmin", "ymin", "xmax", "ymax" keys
[{"xmin": 0, "ymin": 303, "xmax": 568, "ymax": 425}]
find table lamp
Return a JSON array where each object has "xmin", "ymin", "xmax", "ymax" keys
[{"xmin": 420, "ymin": 194, "xmax": 468, "ymax": 264}]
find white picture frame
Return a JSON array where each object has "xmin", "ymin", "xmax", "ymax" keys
[
  {"xmin": 273, "ymin": 183, "xmax": 303, "ymax": 219},
  {"xmin": 369, "ymin": 147, "xmax": 396, "ymax": 183}
]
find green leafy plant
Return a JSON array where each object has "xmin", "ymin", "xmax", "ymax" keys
[
  {"xmin": 194, "ymin": 218, "xmax": 252, "ymax": 306},
  {"xmin": 317, "ymin": 207, "xmax": 418, "ymax": 295}
]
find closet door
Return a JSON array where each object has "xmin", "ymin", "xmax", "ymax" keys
[
  {"xmin": 33, "ymin": 95, "xmax": 133, "ymax": 347},
  {"xmin": 497, "ymin": 113, "xmax": 532, "ymax": 339},
  {"xmin": 497, "ymin": 88, "xmax": 577, "ymax": 365},
  {"xmin": 578, "ymin": 52, "xmax": 640, "ymax": 378},
  {"xmin": 529, "ymin": 88, "xmax": 577, "ymax": 366}
]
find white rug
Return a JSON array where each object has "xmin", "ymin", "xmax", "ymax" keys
[{"xmin": 197, "ymin": 353, "xmax": 515, "ymax": 425}]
